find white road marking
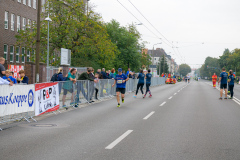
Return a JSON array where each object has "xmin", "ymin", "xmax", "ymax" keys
[
  {"xmin": 160, "ymin": 102, "xmax": 166, "ymax": 106},
  {"xmin": 174, "ymin": 93, "xmax": 177, "ymax": 95},
  {"xmin": 178, "ymin": 90, "xmax": 180, "ymax": 92},
  {"xmin": 105, "ymin": 130, "xmax": 133, "ymax": 149},
  {"xmin": 143, "ymin": 111, "xmax": 155, "ymax": 120},
  {"xmin": 168, "ymin": 96, "xmax": 173, "ymax": 99},
  {"xmin": 233, "ymin": 99, "xmax": 240, "ymax": 105}
]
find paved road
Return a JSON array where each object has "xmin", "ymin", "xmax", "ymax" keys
[{"xmin": 1, "ymin": 81, "xmax": 240, "ymax": 160}]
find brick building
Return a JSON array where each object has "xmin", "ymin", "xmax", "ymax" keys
[{"xmin": 0, "ymin": 0, "xmax": 87, "ymax": 83}]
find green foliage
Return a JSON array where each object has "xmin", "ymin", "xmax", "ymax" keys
[
  {"xmin": 105, "ymin": 20, "xmax": 148, "ymax": 72},
  {"xmin": 16, "ymin": 0, "xmax": 118, "ymax": 69},
  {"xmin": 157, "ymin": 55, "xmax": 169, "ymax": 74},
  {"xmin": 178, "ymin": 64, "xmax": 191, "ymax": 76},
  {"xmin": 200, "ymin": 48, "xmax": 240, "ymax": 78}
]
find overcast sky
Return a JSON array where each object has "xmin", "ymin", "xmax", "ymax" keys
[{"xmin": 90, "ymin": 0, "xmax": 240, "ymax": 68}]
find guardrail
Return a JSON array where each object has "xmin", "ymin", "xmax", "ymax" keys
[{"xmin": 0, "ymin": 77, "xmax": 166, "ymax": 128}]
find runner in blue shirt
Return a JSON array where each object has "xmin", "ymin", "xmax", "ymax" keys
[
  {"xmin": 112, "ymin": 68, "xmax": 129, "ymax": 107},
  {"xmin": 228, "ymin": 70, "xmax": 235, "ymax": 99},
  {"xmin": 133, "ymin": 69, "xmax": 145, "ymax": 98},
  {"xmin": 144, "ymin": 69, "xmax": 152, "ymax": 98},
  {"xmin": 218, "ymin": 68, "xmax": 228, "ymax": 100}
]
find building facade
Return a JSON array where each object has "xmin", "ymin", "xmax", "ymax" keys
[
  {"xmin": 0, "ymin": 0, "xmax": 39, "ymax": 67},
  {"xmin": 148, "ymin": 48, "xmax": 178, "ymax": 75}
]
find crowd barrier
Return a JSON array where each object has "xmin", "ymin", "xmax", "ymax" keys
[{"xmin": 0, "ymin": 77, "xmax": 166, "ymax": 128}]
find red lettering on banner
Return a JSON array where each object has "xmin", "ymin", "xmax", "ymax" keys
[{"xmin": 46, "ymin": 90, "xmax": 50, "ymax": 99}]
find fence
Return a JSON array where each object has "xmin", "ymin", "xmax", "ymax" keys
[{"xmin": 0, "ymin": 77, "xmax": 166, "ymax": 127}]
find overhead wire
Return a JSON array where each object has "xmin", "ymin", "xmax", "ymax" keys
[{"xmin": 116, "ymin": 0, "xmax": 183, "ymax": 64}]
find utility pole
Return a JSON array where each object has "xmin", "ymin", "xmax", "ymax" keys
[{"xmin": 35, "ymin": 0, "xmax": 41, "ymax": 83}]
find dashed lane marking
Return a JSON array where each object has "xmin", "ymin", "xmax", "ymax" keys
[
  {"xmin": 160, "ymin": 102, "xmax": 166, "ymax": 106},
  {"xmin": 168, "ymin": 96, "xmax": 173, "ymax": 100},
  {"xmin": 174, "ymin": 93, "xmax": 177, "ymax": 95},
  {"xmin": 143, "ymin": 111, "xmax": 155, "ymax": 120},
  {"xmin": 105, "ymin": 130, "xmax": 133, "ymax": 149}
]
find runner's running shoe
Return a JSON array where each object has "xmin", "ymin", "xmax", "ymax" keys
[
  {"xmin": 149, "ymin": 95, "xmax": 152, "ymax": 98},
  {"xmin": 122, "ymin": 99, "xmax": 124, "ymax": 103},
  {"xmin": 117, "ymin": 103, "xmax": 121, "ymax": 108}
]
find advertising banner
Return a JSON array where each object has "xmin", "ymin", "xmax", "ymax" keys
[
  {"xmin": 0, "ymin": 85, "xmax": 34, "ymax": 117},
  {"xmin": 35, "ymin": 82, "xmax": 59, "ymax": 116},
  {"xmin": 8, "ymin": 65, "xmax": 24, "ymax": 79}
]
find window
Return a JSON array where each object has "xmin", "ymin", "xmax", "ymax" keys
[
  {"xmin": 32, "ymin": 50, "xmax": 35, "ymax": 62},
  {"xmin": 23, "ymin": 0, "xmax": 26, "ymax": 5},
  {"xmin": 21, "ymin": 48, "xmax": 25, "ymax": 63},
  {"xmin": 17, "ymin": 16, "xmax": 21, "ymax": 31},
  {"xmin": 28, "ymin": 0, "xmax": 31, "ymax": 7},
  {"xmin": 4, "ymin": 45, "xmax": 8, "ymax": 60},
  {"xmin": 42, "ymin": 0, "xmax": 46, "ymax": 12},
  {"xmin": 33, "ymin": 0, "xmax": 36, "ymax": 9},
  {"xmin": 32, "ymin": 21, "xmax": 36, "ymax": 26},
  {"xmin": 5, "ymin": 11, "xmax": 8, "ymax": 29},
  {"xmin": 11, "ymin": 14, "xmax": 15, "ymax": 31},
  {"xmin": 16, "ymin": 47, "xmax": 19, "ymax": 62},
  {"xmin": 10, "ymin": 46, "xmax": 14, "ymax": 62},
  {"xmin": 27, "ymin": 49, "xmax": 30, "ymax": 62},
  {"xmin": 22, "ymin": 17, "xmax": 26, "ymax": 30},
  {"xmin": 27, "ymin": 19, "xmax": 31, "ymax": 28},
  {"xmin": 18, "ymin": 0, "xmax": 21, "ymax": 3}
]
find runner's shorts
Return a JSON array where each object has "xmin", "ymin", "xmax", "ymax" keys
[
  {"xmin": 220, "ymin": 84, "xmax": 227, "ymax": 89},
  {"xmin": 116, "ymin": 88, "xmax": 126, "ymax": 94}
]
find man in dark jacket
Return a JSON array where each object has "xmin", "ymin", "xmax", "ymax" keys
[
  {"xmin": 100, "ymin": 68, "xmax": 109, "ymax": 97},
  {"xmin": 77, "ymin": 68, "xmax": 96, "ymax": 103},
  {"xmin": 101, "ymin": 68, "xmax": 109, "ymax": 79},
  {"xmin": 89, "ymin": 68, "xmax": 95, "ymax": 102}
]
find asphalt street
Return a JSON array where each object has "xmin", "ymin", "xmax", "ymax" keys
[{"xmin": 1, "ymin": 80, "xmax": 240, "ymax": 160}]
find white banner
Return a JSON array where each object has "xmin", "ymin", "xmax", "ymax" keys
[
  {"xmin": 0, "ymin": 85, "xmax": 35, "ymax": 117},
  {"xmin": 35, "ymin": 82, "xmax": 59, "ymax": 116}
]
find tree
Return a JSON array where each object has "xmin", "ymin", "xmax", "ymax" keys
[
  {"xmin": 157, "ymin": 55, "xmax": 169, "ymax": 74},
  {"xmin": 16, "ymin": 0, "xmax": 118, "ymax": 69},
  {"xmin": 178, "ymin": 64, "xmax": 191, "ymax": 76},
  {"xmin": 105, "ymin": 20, "xmax": 143, "ymax": 72}
]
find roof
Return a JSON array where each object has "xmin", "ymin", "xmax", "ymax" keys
[{"xmin": 147, "ymin": 48, "xmax": 167, "ymax": 57}]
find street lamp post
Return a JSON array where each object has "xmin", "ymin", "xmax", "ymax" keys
[{"xmin": 45, "ymin": 14, "xmax": 52, "ymax": 82}]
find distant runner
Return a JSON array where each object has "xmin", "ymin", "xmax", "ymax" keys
[
  {"xmin": 144, "ymin": 69, "xmax": 152, "ymax": 98},
  {"xmin": 228, "ymin": 70, "xmax": 235, "ymax": 99},
  {"xmin": 212, "ymin": 73, "xmax": 217, "ymax": 88},
  {"xmin": 218, "ymin": 68, "xmax": 228, "ymax": 100},
  {"xmin": 112, "ymin": 68, "xmax": 129, "ymax": 107},
  {"xmin": 133, "ymin": 69, "xmax": 145, "ymax": 98}
]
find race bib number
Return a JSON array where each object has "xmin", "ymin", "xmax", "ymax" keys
[{"xmin": 117, "ymin": 80, "xmax": 123, "ymax": 84}]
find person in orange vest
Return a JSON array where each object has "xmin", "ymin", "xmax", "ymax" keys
[
  {"xmin": 168, "ymin": 73, "xmax": 171, "ymax": 78},
  {"xmin": 212, "ymin": 73, "xmax": 217, "ymax": 88}
]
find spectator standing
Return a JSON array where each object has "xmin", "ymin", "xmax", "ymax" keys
[
  {"xmin": 62, "ymin": 68, "xmax": 77, "ymax": 109},
  {"xmin": 77, "ymin": 68, "xmax": 96, "ymax": 103},
  {"xmin": 100, "ymin": 68, "xmax": 109, "ymax": 97},
  {"xmin": 2, "ymin": 70, "xmax": 17, "ymax": 84},
  {"xmin": 94, "ymin": 73, "xmax": 100, "ymax": 100},
  {"xmin": 96, "ymin": 69, "xmax": 101, "ymax": 75},
  {"xmin": 9, "ymin": 71, "xmax": 17, "ymax": 84},
  {"xmin": 89, "ymin": 68, "xmax": 96, "ymax": 102},
  {"xmin": 101, "ymin": 68, "xmax": 109, "ymax": 79},
  {"xmin": 0, "ymin": 57, "xmax": 6, "ymax": 78},
  {"xmin": 57, "ymin": 67, "xmax": 67, "ymax": 94},
  {"xmin": 126, "ymin": 68, "xmax": 131, "ymax": 77},
  {"xmin": 17, "ymin": 70, "xmax": 29, "ymax": 84}
]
